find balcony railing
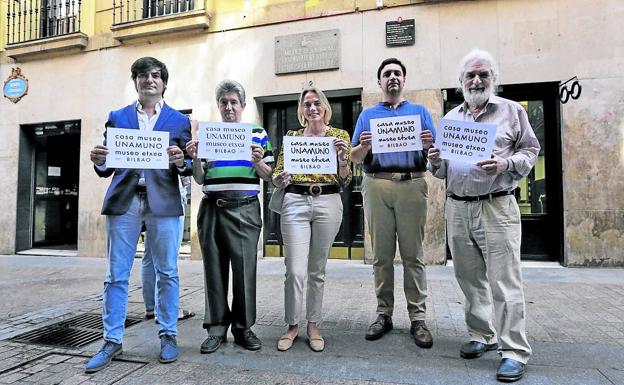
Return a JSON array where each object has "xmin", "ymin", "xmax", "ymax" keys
[
  {"xmin": 6, "ymin": 0, "xmax": 82, "ymax": 45},
  {"xmin": 112, "ymin": 0, "xmax": 198, "ymax": 25}
]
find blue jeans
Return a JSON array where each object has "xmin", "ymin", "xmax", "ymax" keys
[
  {"xmin": 142, "ymin": 215, "xmax": 185, "ymax": 314},
  {"xmin": 103, "ymin": 193, "xmax": 180, "ymax": 344}
]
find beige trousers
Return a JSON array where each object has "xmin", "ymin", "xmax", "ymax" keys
[
  {"xmin": 280, "ymin": 192, "xmax": 343, "ymax": 325},
  {"xmin": 362, "ymin": 175, "xmax": 428, "ymax": 321},
  {"xmin": 446, "ymin": 194, "xmax": 532, "ymax": 363}
]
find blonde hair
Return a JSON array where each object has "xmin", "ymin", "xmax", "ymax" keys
[{"xmin": 297, "ymin": 87, "xmax": 332, "ymax": 127}]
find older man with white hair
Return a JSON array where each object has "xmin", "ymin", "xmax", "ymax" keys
[{"xmin": 428, "ymin": 49, "xmax": 539, "ymax": 382}]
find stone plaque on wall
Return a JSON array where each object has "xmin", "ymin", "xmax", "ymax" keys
[
  {"xmin": 275, "ymin": 29, "xmax": 340, "ymax": 75},
  {"xmin": 386, "ymin": 19, "xmax": 415, "ymax": 47}
]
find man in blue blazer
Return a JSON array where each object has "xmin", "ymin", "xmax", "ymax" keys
[{"xmin": 86, "ymin": 57, "xmax": 192, "ymax": 373}]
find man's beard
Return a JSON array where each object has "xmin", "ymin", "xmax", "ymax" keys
[{"xmin": 462, "ymin": 83, "xmax": 493, "ymax": 107}]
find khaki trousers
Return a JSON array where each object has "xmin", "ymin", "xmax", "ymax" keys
[
  {"xmin": 280, "ymin": 192, "xmax": 343, "ymax": 325},
  {"xmin": 446, "ymin": 195, "xmax": 532, "ymax": 363},
  {"xmin": 362, "ymin": 175, "xmax": 428, "ymax": 321}
]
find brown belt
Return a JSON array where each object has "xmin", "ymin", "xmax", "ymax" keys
[{"xmin": 365, "ymin": 172, "xmax": 425, "ymax": 181}]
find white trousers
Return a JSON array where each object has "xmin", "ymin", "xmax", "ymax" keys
[{"xmin": 280, "ymin": 192, "xmax": 343, "ymax": 325}]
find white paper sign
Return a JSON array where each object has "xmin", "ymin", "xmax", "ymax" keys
[
  {"xmin": 437, "ymin": 119, "xmax": 497, "ymax": 163},
  {"xmin": 47, "ymin": 166, "xmax": 61, "ymax": 176},
  {"xmin": 283, "ymin": 136, "xmax": 337, "ymax": 175},
  {"xmin": 106, "ymin": 127, "xmax": 169, "ymax": 169},
  {"xmin": 370, "ymin": 115, "xmax": 422, "ymax": 154},
  {"xmin": 197, "ymin": 122, "xmax": 253, "ymax": 160}
]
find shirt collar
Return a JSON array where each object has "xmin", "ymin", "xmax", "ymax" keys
[
  {"xmin": 458, "ymin": 94, "xmax": 502, "ymax": 113},
  {"xmin": 379, "ymin": 100, "xmax": 408, "ymax": 109},
  {"xmin": 135, "ymin": 99, "xmax": 164, "ymax": 114}
]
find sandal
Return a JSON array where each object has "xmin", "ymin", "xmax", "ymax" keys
[
  {"xmin": 308, "ymin": 334, "xmax": 325, "ymax": 352},
  {"xmin": 277, "ymin": 332, "xmax": 298, "ymax": 351},
  {"xmin": 178, "ymin": 309, "xmax": 195, "ymax": 320}
]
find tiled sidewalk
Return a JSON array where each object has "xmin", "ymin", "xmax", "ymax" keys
[{"xmin": 0, "ymin": 255, "xmax": 622, "ymax": 384}]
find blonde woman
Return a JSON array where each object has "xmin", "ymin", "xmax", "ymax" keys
[{"xmin": 272, "ymin": 87, "xmax": 351, "ymax": 352}]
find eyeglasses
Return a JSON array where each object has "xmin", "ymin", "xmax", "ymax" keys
[{"xmin": 464, "ymin": 71, "xmax": 491, "ymax": 80}]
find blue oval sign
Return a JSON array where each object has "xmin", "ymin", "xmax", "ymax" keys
[{"xmin": 4, "ymin": 78, "xmax": 28, "ymax": 98}]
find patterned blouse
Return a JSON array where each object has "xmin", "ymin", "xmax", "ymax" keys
[{"xmin": 273, "ymin": 126, "xmax": 352, "ymax": 186}]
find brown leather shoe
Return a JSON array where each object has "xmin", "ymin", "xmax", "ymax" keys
[
  {"xmin": 410, "ymin": 320, "xmax": 433, "ymax": 348},
  {"xmin": 365, "ymin": 314, "xmax": 393, "ymax": 341}
]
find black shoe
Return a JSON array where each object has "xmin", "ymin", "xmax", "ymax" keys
[
  {"xmin": 409, "ymin": 320, "xmax": 433, "ymax": 348},
  {"xmin": 200, "ymin": 335, "xmax": 226, "ymax": 354},
  {"xmin": 460, "ymin": 341, "xmax": 498, "ymax": 359},
  {"xmin": 496, "ymin": 358, "xmax": 526, "ymax": 382},
  {"xmin": 365, "ymin": 314, "xmax": 393, "ymax": 341},
  {"xmin": 232, "ymin": 329, "xmax": 262, "ymax": 351}
]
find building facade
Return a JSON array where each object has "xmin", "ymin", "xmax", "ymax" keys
[{"xmin": 1, "ymin": 0, "xmax": 622, "ymax": 266}]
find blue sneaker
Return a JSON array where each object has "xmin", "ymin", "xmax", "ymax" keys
[
  {"xmin": 159, "ymin": 335, "xmax": 179, "ymax": 363},
  {"xmin": 85, "ymin": 341, "xmax": 122, "ymax": 373}
]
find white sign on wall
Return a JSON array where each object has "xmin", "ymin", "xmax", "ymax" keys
[
  {"xmin": 370, "ymin": 115, "xmax": 422, "ymax": 154},
  {"xmin": 197, "ymin": 122, "xmax": 253, "ymax": 160},
  {"xmin": 437, "ymin": 119, "xmax": 497, "ymax": 163},
  {"xmin": 283, "ymin": 136, "xmax": 337, "ymax": 175},
  {"xmin": 106, "ymin": 127, "xmax": 169, "ymax": 169}
]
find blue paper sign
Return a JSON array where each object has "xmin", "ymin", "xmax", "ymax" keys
[{"xmin": 3, "ymin": 78, "xmax": 27, "ymax": 98}]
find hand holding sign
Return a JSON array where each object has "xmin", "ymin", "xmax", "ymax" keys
[
  {"xmin": 91, "ymin": 144, "xmax": 108, "ymax": 166},
  {"xmin": 185, "ymin": 139, "xmax": 199, "ymax": 159},
  {"xmin": 358, "ymin": 131, "xmax": 372, "ymax": 149},
  {"xmin": 420, "ymin": 130, "xmax": 434, "ymax": 150},
  {"xmin": 333, "ymin": 137, "xmax": 349, "ymax": 161},
  {"xmin": 427, "ymin": 146, "xmax": 442, "ymax": 167},
  {"xmin": 251, "ymin": 144, "xmax": 265, "ymax": 164},
  {"xmin": 437, "ymin": 119, "xmax": 496, "ymax": 163},
  {"xmin": 476, "ymin": 154, "xmax": 508, "ymax": 175},
  {"xmin": 167, "ymin": 145, "xmax": 185, "ymax": 168}
]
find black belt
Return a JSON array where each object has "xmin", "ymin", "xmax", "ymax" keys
[
  {"xmin": 285, "ymin": 184, "xmax": 339, "ymax": 197},
  {"xmin": 205, "ymin": 195, "xmax": 258, "ymax": 208},
  {"xmin": 366, "ymin": 171, "xmax": 425, "ymax": 181},
  {"xmin": 136, "ymin": 185, "xmax": 147, "ymax": 193},
  {"xmin": 449, "ymin": 191, "xmax": 514, "ymax": 202}
]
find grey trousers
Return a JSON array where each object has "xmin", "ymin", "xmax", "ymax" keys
[
  {"xmin": 280, "ymin": 192, "xmax": 343, "ymax": 325},
  {"xmin": 362, "ymin": 175, "xmax": 428, "ymax": 321},
  {"xmin": 198, "ymin": 196, "xmax": 261, "ymax": 336},
  {"xmin": 446, "ymin": 194, "xmax": 532, "ymax": 363}
]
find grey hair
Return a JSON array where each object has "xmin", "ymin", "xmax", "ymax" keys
[
  {"xmin": 215, "ymin": 79, "xmax": 246, "ymax": 106},
  {"xmin": 457, "ymin": 49, "xmax": 499, "ymax": 86}
]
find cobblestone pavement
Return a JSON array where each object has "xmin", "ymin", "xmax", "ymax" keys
[{"xmin": 0, "ymin": 255, "xmax": 623, "ymax": 384}]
